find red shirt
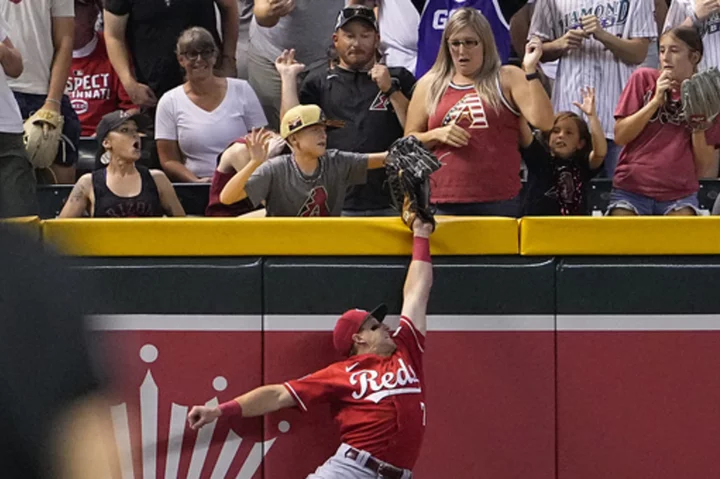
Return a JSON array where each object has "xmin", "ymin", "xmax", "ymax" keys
[
  {"xmin": 206, "ymin": 138, "xmax": 255, "ymax": 217},
  {"xmin": 428, "ymin": 82, "xmax": 522, "ymax": 203},
  {"xmin": 68, "ymin": 34, "xmax": 134, "ymax": 137},
  {"xmin": 284, "ymin": 316, "xmax": 426, "ymax": 470},
  {"xmin": 614, "ymin": 68, "xmax": 720, "ymax": 201}
]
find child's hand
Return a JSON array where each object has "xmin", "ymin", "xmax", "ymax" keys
[
  {"xmin": 572, "ymin": 86, "xmax": 597, "ymax": 117},
  {"xmin": 245, "ymin": 128, "xmax": 273, "ymax": 163}
]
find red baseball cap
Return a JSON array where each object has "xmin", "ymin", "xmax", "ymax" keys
[{"xmin": 333, "ymin": 303, "xmax": 388, "ymax": 357}]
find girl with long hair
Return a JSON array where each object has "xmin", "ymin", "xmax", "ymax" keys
[
  {"xmin": 520, "ymin": 87, "xmax": 607, "ymax": 216},
  {"xmin": 405, "ymin": 7, "xmax": 554, "ymax": 217},
  {"xmin": 610, "ymin": 26, "xmax": 720, "ymax": 216}
]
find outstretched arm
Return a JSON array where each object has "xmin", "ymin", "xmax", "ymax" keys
[
  {"xmin": 188, "ymin": 384, "xmax": 296, "ymax": 430},
  {"xmin": 400, "ymin": 219, "xmax": 434, "ymax": 336}
]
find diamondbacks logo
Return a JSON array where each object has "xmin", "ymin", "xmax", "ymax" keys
[
  {"xmin": 287, "ymin": 116, "xmax": 304, "ymax": 134},
  {"xmin": 298, "ymin": 186, "xmax": 330, "ymax": 216},
  {"xmin": 442, "ymin": 92, "xmax": 489, "ymax": 129},
  {"xmin": 369, "ymin": 91, "xmax": 391, "ymax": 111}
]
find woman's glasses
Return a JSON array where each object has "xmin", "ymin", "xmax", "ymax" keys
[
  {"xmin": 180, "ymin": 49, "xmax": 215, "ymax": 61},
  {"xmin": 447, "ymin": 39, "xmax": 481, "ymax": 51}
]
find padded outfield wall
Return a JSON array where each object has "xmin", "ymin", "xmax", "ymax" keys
[{"xmin": 12, "ymin": 216, "xmax": 720, "ymax": 478}]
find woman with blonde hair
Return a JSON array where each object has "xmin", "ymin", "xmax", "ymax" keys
[{"xmin": 405, "ymin": 8, "xmax": 554, "ymax": 216}]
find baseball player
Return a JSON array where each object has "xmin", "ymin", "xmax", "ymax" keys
[
  {"xmin": 664, "ymin": 0, "xmax": 720, "ymax": 68},
  {"xmin": 529, "ymin": 0, "xmax": 657, "ymax": 177},
  {"xmin": 188, "ymin": 217, "xmax": 434, "ymax": 478}
]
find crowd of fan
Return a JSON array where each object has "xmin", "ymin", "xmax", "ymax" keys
[{"xmin": 2, "ymin": 0, "xmax": 720, "ymax": 219}]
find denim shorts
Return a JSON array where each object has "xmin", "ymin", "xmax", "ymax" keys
[
  {"xmin": 13, "ymin": 92, "xmax": 80, "ymax": 166},
  {"xmin": 607, "ymin": 188, "xmax": 700, "ymax": 215}
]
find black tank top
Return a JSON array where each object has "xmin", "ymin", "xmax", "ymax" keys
[{"xmin": 92, "ymin": 166, "xmax": 164, "ymax": 217}]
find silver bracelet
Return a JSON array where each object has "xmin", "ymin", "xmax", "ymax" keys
[{"xmin": 45, "ymin": 98, "xmax": 61, "ymax": 106}]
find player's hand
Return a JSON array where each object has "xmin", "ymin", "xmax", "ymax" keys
[
  {"xmin": 412, "ymin": 217, "xmax": 434, "ymax": 238},
  {"xmin": 245, "ymin": 127, "xmax": 273, "ymax": 163},
  {"xmin": 433, "ymin": 123, "xmax": 471, "ymax": 148},
  {"xmin": 695, "ymin": 0, "xmax": 720, "ymax": 20},
  {"xmin": 523, "ymin": 36, "xmax": 543, "ymax": 72},
  {"xmin": 188, "ymin": 405, "xmax": 221, "ymax": 430},
  {"xmin": 653, "ymin": 70, "xmax": 673, "ymax": 106},
  {"xmin": 275, "ymin": 49, "xmax": 306, "ymax": 78},
  {"xmin": 558, "ymin": 28, "xmax": 587, "ymax": 55},
  {"xmin": 125, "ymin": 80, "xmax": 158, "ymax": 108},
  {"xmin": 268, "ymin": 0, "xmax": 295, "ymax": 17},
  {"xmin": 581, "ymin": 15, "xmax": 607, "ymax": 40},
  {"xmin": 267, "ymin": 134, "xmax": 287, "ymax": 158},
  {"xmin": 369, "ymin": 64, "xmax": 393, "ymax": 93},
  {"xmin": 572, "ymin": 86, "xmax": 597, "ymax": 117}
]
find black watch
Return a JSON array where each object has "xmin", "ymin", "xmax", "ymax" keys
[
  {"xmin": 383, "ymin": 83, "xmax": 400, "ymax": 96},
  {"xmin": 525, "ymin": 71, "xmax": 540, "ymax": 82}
]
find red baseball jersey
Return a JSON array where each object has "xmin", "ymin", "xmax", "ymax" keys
[
  {"xmin": 284, "ymin": 316, "xmax": 426, "ymax": 470},
  {"xmin": 67, "ymin": 34, "xmax": 135, "ymax": 137}
]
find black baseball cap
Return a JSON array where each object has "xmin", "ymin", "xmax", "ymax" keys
[
  {"xmin": 335, "ymin": 6, "xmax": 378, "ymax": 31},
  {"xmin": 95, "ymin": 110, "xmax": 151, "ymax": 164}
]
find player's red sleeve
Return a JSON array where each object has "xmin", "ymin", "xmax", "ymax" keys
[
  {"xmin": 283, "ymin": 364, "xmax": 338, "ymax": 413},
  {"xmin": 392, "ymin": 316, "xmax": 425, "ymax": 373},
  {"xmin": 615, "ymin": 68, "xmax": 655, "ymax": 120}
]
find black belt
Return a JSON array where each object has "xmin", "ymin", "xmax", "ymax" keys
[{"xmin": 344, "ymin": 447, "xmax": 409, "ymax": 479}]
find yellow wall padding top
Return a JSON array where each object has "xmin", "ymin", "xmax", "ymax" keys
[
  {"xmin": 0, "ymin": 216, "xmax": 41, "ymax": 242},
  {"xmin": 520, "ymin": 216, "xmax": 720, "ymax": 255},
  {"xmin": 42, "ymin": 217, "xmax": 520, "ymax": 256}
]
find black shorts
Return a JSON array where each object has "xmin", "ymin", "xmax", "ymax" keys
[{"xmin": 13, "ymin": 92, "xmax": 80, "ymax": 167}]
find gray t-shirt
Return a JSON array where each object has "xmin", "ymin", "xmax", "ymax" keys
[
  {"xmin": 245, "ymin": 149, "xmax": 368, "ymax": 216},
  {"xmin": 249, "ymin": 0, "xmax": 344, "ymax": 64}
]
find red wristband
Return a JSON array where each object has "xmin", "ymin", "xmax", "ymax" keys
[
  {"xmin": 412, "ymin": 237, "xmax": 431, "ymax": 263},
  {"xmin": 218, "ymin": 400, "xmax": 243, "ymax": 418}
]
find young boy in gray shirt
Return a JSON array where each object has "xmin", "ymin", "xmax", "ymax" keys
[{"xmin": 222, "ymin": 104, "xmax": 388, "ymax": 216}]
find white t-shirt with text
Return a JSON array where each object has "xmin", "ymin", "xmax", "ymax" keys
[
  {"xmin": 0, "ymin": 0, "xmax": 74, "ymax": 95},
  {"xmin": 0, "ymin": 16, "xmax": 23, "ymax": 133},
  {"xmin": 155, "ymin": 78, "xmax": 267, "ymax": 178}
]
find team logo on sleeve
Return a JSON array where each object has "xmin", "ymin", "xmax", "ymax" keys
[
  {"xmin": 298, "ymin": 187, "xmax": 331, "ymax": 216},
  {"xmin": 442, "ymin": 93, "xmax": 489, "ymax": 129}
]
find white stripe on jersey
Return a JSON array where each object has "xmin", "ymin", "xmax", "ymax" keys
[
  {"xmin": 663, "ymin": 0, "xmax": 720, "ymax": 70},
  {"xmin": 529, "ymin": 0, "xmax": 657, "ymax": 139}
]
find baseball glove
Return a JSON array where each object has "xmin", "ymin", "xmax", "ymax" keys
[
  {"xmin": 23, "ymin": 108, "xmax": 64, "ymax": 169},
  {"xmin": 681, "ymin": 67, "xmax": 720, "ymax": 131},
  {"xmin": 385, "ymin": 136, "xmax": 442, "ymax": 231}
]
